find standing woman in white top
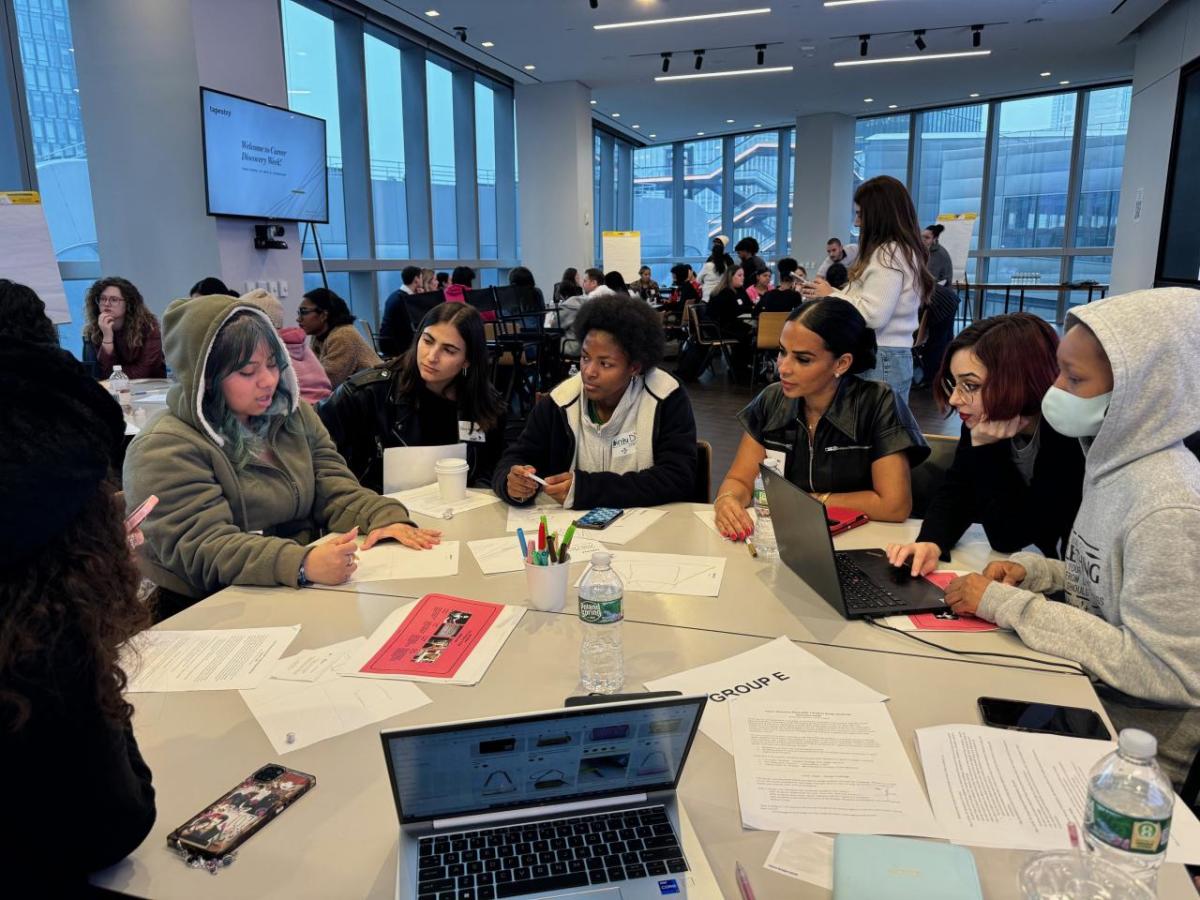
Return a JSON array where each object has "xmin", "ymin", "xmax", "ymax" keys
[
  {"xmin": 802, "ymin": 175, "xmax": 933, "ymax": 401},
  {"xmin": 698, "ymin": 235, "xmax": 734, "ymax": 301}
]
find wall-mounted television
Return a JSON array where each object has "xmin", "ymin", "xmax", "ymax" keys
[
  {"xmin": 1157, "ymin": 57, "xmax": 1200, "ymax": 287},
  {"xmin": 200, "ymin": 86, "xmax": 329, "ymax": 223}
]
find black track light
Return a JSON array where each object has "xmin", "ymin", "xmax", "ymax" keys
[
  {"xmin": 971, "ymin": 24, "xmax": 983, "ymax": 48},
  {"xmin": 859, "ymin": 34, "xmax": 869, "ymax": 58},
  {"xmin": 914, "ymin": 30, "xmax": 927, "ymax": 52},
  {"xmin": 694, "ymin": 49, "xmax": 704, "ymax": 71},
  {"xmin": 661, "ymin": 52, "xmax": 671, "ymax": 73},
  {"xmin": 589, "ymin": 0, "xmax": 598, "ymax": 9},
  {"xmin": 756, "ymin": 44, "xmax": 765, "ymax": 66}
]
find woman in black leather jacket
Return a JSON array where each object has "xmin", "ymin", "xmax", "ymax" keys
[
  {"xmin": 713, "ymin": 299, "xmax": 928, "ymax": 539},
  {"xmin": 318, "ymin": 303, "xmax": 506, "ymax": 493}
]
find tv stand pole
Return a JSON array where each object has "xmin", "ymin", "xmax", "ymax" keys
[{"xmin": 304, "ymin": 221, "xmax": 329, "ymax": 290}]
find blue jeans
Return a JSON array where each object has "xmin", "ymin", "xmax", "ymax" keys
[{"xmin": 859, "ymin": 346, "xmax": 913, "ymax": 403}]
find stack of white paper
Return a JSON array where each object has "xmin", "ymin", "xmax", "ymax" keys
[
  {"xmin": 308, "ymin": 540, "xmax": 460, "ymax": 588},
  {"xmin": 645, "ymin": 636, "xmax": 887, "ymax": 754},
  {"xmin": 574, "ymin": 550, "xmax": 726, "ymax": 597},
  {"xmin": 731, "ymin": 698, "xmax": 942, "ymax": 838},
  {"xmin": 122, "ymin": 626, "xmax": 300, "ymax": 692},
  {"xmin": 764, "ymin": 831, "xmax": 834, "ymax": 889},
  {"xmin": 916, "ymin": 724, "xmax": 1200, "ymax": 864},
  {"xmin": 387, "ymin": 484, "xmax": 501, "ymax": 520}
]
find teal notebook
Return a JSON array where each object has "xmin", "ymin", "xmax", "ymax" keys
[{"xmin": 832, "ymin": 835, "xmax": 983, "ymax": 900}]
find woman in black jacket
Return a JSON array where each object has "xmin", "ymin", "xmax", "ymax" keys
[
  {"xmin": 497, "ymin": 294, "xmax": 697, "ymax": 509},
  {"xmin": 318, "ymin": 302, "xmax": 506, "ymax": 493},
  {"xmin": 886, "ymin": 313, "xmax": 1085, "ymax": 575},
  {"xmin": 1, "ymin": 342, "xmax": 156, "ymax": 889}
]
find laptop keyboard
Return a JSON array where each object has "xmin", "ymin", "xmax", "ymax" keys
[
  {"xmin": 417, "ymin": 805, "xmax": 688, "ymax": 899},
  {"xmin": 835, "ymin": 552, "xmax": 909, "ymax": 611}
]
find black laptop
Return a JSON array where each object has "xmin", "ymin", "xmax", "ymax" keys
[{"xmin": 762, "ymin": 465, "xmax": 948, "ymax": 619}]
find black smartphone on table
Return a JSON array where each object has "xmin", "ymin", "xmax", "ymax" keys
[
  {"xmin": 167, "ymin": 764, "xmax": 316, "ymax": 859},
  {"xmin": 978, "ymin": 697, "xmax": 1112, "ymax": 741},
  {"xmin": 574, "ymin": 507, "xmax": 624, "ymax": 530}
]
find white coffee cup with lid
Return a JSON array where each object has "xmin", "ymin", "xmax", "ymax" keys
[{"xmin": 434, "ymin": 457, "xmax": 470, "ymax": 502}]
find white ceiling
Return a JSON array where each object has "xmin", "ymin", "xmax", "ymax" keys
[{"xmin": 366, "ymin": 0, "xmax": 1167, "ymax": 143}]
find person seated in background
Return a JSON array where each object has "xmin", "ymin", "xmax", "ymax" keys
[
  {"xmin": 319, "ymin": 303, "xmax": 506, "ymax": 493},
  {"xmin": 922, "ymin": 223, "xmax": 954, "ymax": 286},
  {"xmin": 296, "ymin": 287, "xmax": 382, "ymax": 388},
  {"xmin": 189, "ymin": 276, "xmax": 238, "ymax": 298},
  {"xmin": 603, "ymin": 270, "xmax": 628, "ymax": 294},
  {"xmin": 547, "ymin": 267, "xmax": 611, "ymax": 354},
  {"xmin": 753, "ymin": 272, "xmax": 800, "ymax": 317},
  {"xmin": 734, "ymin": 236, "xmax": 766, "ymax": 277},
  {"xmin": 666, "ymin": 262, "xmax": 700, "ymax": 308},
  {"xmin": 497, "ymin": 293, "xmax": 697, "ymax": 509},
  {"xmin": 817, "ymin": 237, "xmax": 858, "ymax": 278},
  {"xmin": 378, "ymin": 265, "xmax": 423, "ymax": 358},
  {"xmin": 443, "ymin": 266, "xmax": 475, "ymax": 304},
  {"xmin": 81, "ymin": 276, "xmax": 167, "ymax": 380},
  {"xmin": 242, "ymin": 288, "xmax": 331, "ymax": 403},
  {"xmin": 1, "ymin": 342, "xmax": 155, "ymax": 889},
  {"xmin": 631, "ymin": 266, "xmax": 661, "ymax": 302},
  {"xmin": 123, "ymin": 294, "xmax": 440, "ymax": 617},
  {"xmin": 0, "ymin": 278, "xmax": 58, "ymax": 344},
  {"xmin": 435, "ymin": 271, "xmax": 450, "ymax": 291},
  {"xmin": 508, "ymin": 266, "xmax": 545, "ymax": 308},
  {"xmin": 745, "ymin": 264, "xmax": 772, "ymax": 304},
  {"xmin": 776, "ymin": 257, "xmax": 800, "ymax": 282},
  {"xmin": 554, "ymin": 267, "xmax": 583, "ymax": 306},
  {"xmin": 713, "ymin": 299, "xmax": 928, "ymax": 539},
  {"xmin": 419, "ymin": 268, "xmax": 437, "ymax": 293},
  {"xmin": 886, "ymin": 314, "xmax": 1084, "ymax": 576},
  {"xmin": 941, "ymin": 288, "xmax": 1200, "ymax": 788},
  {"xmin": 825, "ymin": 262, "xmax": 848, "ymax": 290},
  {"xmin": 706, "ymin": 263, "xmax": 755, "ymax": 358}
]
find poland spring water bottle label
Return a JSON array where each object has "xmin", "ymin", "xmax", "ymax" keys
[
  {"xmin": 1085, "ymin": 797, "xmax": 1171, "ymax": 855},
  {"xmin": 579, "ymin": 595, "xmax": 623, "ymax": 625}
]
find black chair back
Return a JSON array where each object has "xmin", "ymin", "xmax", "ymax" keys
[
  {"xmin": 404, "ymin": 291, "xmax": 446, "ymax": 329},
  {"xmin": 465, "ymin": 287, "xmax": 500, "ymax": 318}
]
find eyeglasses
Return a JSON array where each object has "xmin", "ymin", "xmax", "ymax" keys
[
  {"xmin": 941, "ymin": 376, "xmax": 981, "ymax": 398},
  {"xmin": 98, "ymin": 296, "xmax": 126, "ymax": 306},
  {"xmin": 296, "ymin": 307, "xmax": 319, "ymax": 316}
]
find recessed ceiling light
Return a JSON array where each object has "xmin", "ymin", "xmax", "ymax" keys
[
  {"xmin": 969, "ymin": 92, "xmax": 980, "ymax": 98},
  {"xmin": 594, "ymin": 8, "xmax": 770, "ymax": 30},
  {"xmin": 754, "ymin": 123, "xmax": 763, "ymax": 128},
  {"xmin": 524, "ymin": 64, "xmax": 536, "ymax": 70},
  {"xmin": 824, "ymin": 0, "xmax": 886, "ymax": 5},
  {"xmin": 649, "ymin": 133, "xmax": 657, "ymax": 138},
  {"xmin": 1040, "ymin": 71, "xmax": 1052, "ymax": 77},
  {"xmin": 696, "ymin": 131, "xmax": 705, "ymax": 136},
  {"xmin": 726, "ymin": 118, "xmax": 735, "ymax": 123},
  {"xmin": 611, "ymin": 112, "xmax": 620, "ymax": 117},
  {"xmin": 481, "ymin": 41, "xmax": 495, "ymax": 48},
  {"xmin": 887, "ymin": 104, "xmax": 897, "ymax": 109},
  {"xmin": 864, "ymin": 97, "xmax": 874, "ymax": 102},
  {"xmin": 834, "ymin": 49, "xmax": 991, "ymax": 67},
  {"xmin": 1059, "ymin": 80, "xmax": 1070, "ymax": 85},
  {"xmin": 655, "ymin": 65, "xmax": 794, "ymax": 82},
  {"xmin": 632, "ymin": 124, "xmax": 640, "ymax": 129},
  {"xmin": 424, "ymin": 9, "xmax": 439, "ymax": 17},
  {"xmin": 590, "ymin": 99, "xmax": 597, "ymax": 104}
]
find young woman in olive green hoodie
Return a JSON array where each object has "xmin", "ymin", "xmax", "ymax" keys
[{"xmin": 123, "ymin": 294, "xmax": 440, "ymax": 614}]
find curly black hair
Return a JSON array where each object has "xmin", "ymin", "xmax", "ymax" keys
[
  {"xmin": 574, "ymin": 293, "xmax": 665, "ymax": 371},
  {"xmin": 0, "ymin": 280, "xmax": 58, "ymax": 344}
]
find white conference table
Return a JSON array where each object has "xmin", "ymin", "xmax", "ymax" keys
[
  {"xmin": 322, "ymin": 500, "xmax": 1073, "ymax": 672},
  {"xmin": 91, "ymin": 584, "xmax": 1198, "ymax": 899}
]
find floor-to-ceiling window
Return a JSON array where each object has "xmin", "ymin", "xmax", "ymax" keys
[
  {"xmin": 681, "ymin": 138, "xmax": 723, "ymax": 258},
  {"xmin": 732, "ymin": 131, "xmax": 779, "ymax": 257},
  {"xmin": 632, "ymin": 144, "xmax": 673, "ymax": 284}
]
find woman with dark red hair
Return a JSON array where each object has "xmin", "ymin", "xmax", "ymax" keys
[{"xmin": 886, "ymin": 313, "xmax": 1086, "ymax": 575}]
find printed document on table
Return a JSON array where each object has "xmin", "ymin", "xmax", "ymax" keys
[
  {"xmin": 122, "ymin": 626, "xmax": 300, "ymax": 692},
  {"xmin": 341, "ymin": 596, "xmax": 525, "ymax": 686},
  {"xmin": 645, "ymin": 635, "xmax": 886, "ymax": 754},
  {"xmin": 574, "ymin": 549, "xmax": 725, "ymax": 597},
  {"xmin": 387, "ymin": 484, "xmax": 501, "ymax": 520},
  {"xmin": 308, "ymin": 540, "xmax": 459, "ymax": 587},
  {"xmin": 467, "ymin": 535, "xmax": 606, "ymax": 575},
  {"xmin": 731, "ymin": 699, "xmax": 942, "ymax": 838},
  {"xmin": 915, "ymin": 725, "xmax": 1200, "ymax": 864},
  {"xmin": 764, "ymin": 831, "xmax": 834, "ymax": 889},
  {"xmin": 241, "ymin": 669, "xmax": 431, "ymax": 754},
  {"xmin": 505, "ymin": 506, "xmax": 666, "ymax": 545},
  {"xmin": 273, "ymin": 637, "xmax": 367, "ymax": 682},
  {"xmin": 693, "ymin": 508, "xmax": 756, "ymax": 539}
]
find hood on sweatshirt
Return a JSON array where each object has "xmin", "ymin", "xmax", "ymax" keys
[
  {"xmin": 162, "ymin": 294, "xmax": 300, "ymax": 446},
  {"xmin": 278, "ymin": 325, "xmax": 310, "ymax": 361},
  {"xmin": 1068, "ymin": 286, "xmax": 1200, "ymax": 479}
]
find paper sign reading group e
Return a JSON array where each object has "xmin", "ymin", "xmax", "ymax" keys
[{"xmin": 708, "ymin": 671, "xmax": 791, "ymax": 702}]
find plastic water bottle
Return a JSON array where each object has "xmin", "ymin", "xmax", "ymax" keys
[
  {"xmin": 1084, "ymin": 728, "xmax": 1174, "ymax": 889},
  {"xmin": 578, "ymin": 551, "xmax": 624, "ymax": 694},
  {"xmin": 108, "ymin": 365, "xmax": 132, "ymax": 416},
  {"xmin": 751, "ymin": 461, "xmax": 782, "ymax": 559}
]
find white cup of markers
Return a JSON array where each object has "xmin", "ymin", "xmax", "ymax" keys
[{"xmin": 521, "ymin": 519, "xmax": 577, "ymax": 613}]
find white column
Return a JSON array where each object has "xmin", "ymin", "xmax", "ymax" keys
[
  {"xmin": 790, "ymin": 113, "xmax": 856, "ymax": 273},
  {"xmin": 516, "ymin": 81, "xmax": 594, "ymax": 292},
  {"xmin": 70, "ymin": 0, "xmax": 303, "ymax": 316}
]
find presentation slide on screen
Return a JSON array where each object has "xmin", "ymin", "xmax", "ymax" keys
[{"xmin": 202, "ymin": 90, "xmax": 327, "ymax": 221}]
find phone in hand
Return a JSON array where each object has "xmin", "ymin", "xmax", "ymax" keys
[
  {"xmin": 124, "ymin": 495, "xmax": 158, "ymax": 532},
  {"xmin": 978, "ymin": 697, "xmax": 1111, "ymax": 741},
  {"xmin": 574, "ymin": 507, "xmax": 625, "ymax": 530},
  {"xmin": 167, "ymin": 764, "xmax": 316, "ymax": 859}
]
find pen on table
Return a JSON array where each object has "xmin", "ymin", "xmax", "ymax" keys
[
  {"xmin": 734, "ymin": 861, "xmax": 756, "ymax": 900},
  {"xmin": 517, "ymin": 527, "xmax": 529, "ymax": 559},
  {"xmin": 746, "ymin": 539, "xmax": 757, "ymax": 558}
]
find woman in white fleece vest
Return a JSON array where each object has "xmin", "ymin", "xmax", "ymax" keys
[{"xmin": 942, "ymin": 288, "xmax": 1200, "ymax": 787}]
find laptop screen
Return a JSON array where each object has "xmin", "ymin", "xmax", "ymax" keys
[{"xmin": 382, "ymin": 696, "xmax": 706, "ymax": 824}]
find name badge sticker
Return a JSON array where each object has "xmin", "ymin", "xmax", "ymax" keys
[
  {"xmin": 611, "ymin": 431, "xmax": 638, "ymax": 459},
  {"xmin": 765, "ymin": 448, "xmax": 787, "ymax": 468},
  {"xmin": 459, "ymin": 420, "xmax": 487, "ymax": 443}
]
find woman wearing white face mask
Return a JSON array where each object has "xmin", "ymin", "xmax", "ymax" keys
[{"xmin": 941, "ymin": 288, "xmax": 1200, "ymax": 787}]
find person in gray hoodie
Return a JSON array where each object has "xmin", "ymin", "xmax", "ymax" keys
[{"xmin": 943, "ymin": 287, "xmax": 1200, "ymax": 786}]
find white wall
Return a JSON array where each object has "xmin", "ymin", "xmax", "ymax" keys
[
  {"xmin": 1110, "ymin": 0, "xmax": 1200, "ymax": 295},
  {"xmin": 790, "ymin": 113, "xmax": 855, "ymax": 272},
  {"xmin": 70, "ymin": 0, "xmax": 303, "ymax": 317},
  {"xmin": 515, "ymin": 82, "xmax": 595, "ymax": 292}
]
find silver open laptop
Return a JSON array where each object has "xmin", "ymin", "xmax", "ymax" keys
[{"xmin": 381, "ymin": 694, "xmax": 721, "ymax": 899}]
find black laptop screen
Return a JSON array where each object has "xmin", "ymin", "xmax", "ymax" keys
[{"xmin": 382, "ymin": 697, "xmax": 705, "ymax": 823}]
